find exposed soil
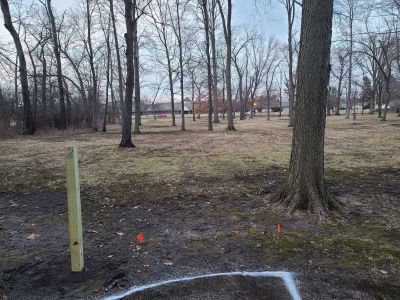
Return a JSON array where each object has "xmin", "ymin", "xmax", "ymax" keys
[
  {"xmin": 121, "ymin": 275, "xmax": 292, "ymax": 300},
  {"xmin": 1, "ymin": 115, "xmax": 399, "ymax": 299}
]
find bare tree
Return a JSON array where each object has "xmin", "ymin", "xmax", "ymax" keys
[
  {"xmin": 43, "ymin": 0, "xmax": 67, "ymax": 129},
  {"xmin": 331, "ymin": 48, "xmax": 349, "ymax": 115},
  {"xmin": 169, "ymin": 0, "xmax": 188, "ymax": 131},
  {"xmin": 200, "ymin": 0, "xmax": 213, "ymax": 131},
  {"xmin": 1, "ymin": 0, "xmax": 35, "ymax": 134},
  {"xmin": 216, "ymin": 0, "xmax": 235, "ymax": 130},
  {"xmin": 109, "ymin": 0, "xmax": 125, "ymax": 120},
  {"xmin": 150, "ymin": 0, "xmax": 177, "ymax": 127},
  {"xmin": 210, "ymin": 0, "xmax": 220, "ymax": 124},
  {"xmin": 99, "ymin": 7, "xmax": 112, "ymax": 132},
  {"xmin": 336, "ymin": 0, "xmax": 357, "ymax": 119},
  {"xmin": 359, "ymin": 21, "xmax": 395, "ymax": 121},
  {"xmin": 232, "ymin": 26, "xmax": 252, "ymax": 120},
  {"xmin": 279, "ymin": 0, "xmax": 297, "ymax": 127}
]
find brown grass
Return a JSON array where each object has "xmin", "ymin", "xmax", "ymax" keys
[{"xmin": 1, "ymin": 114, "xmax": 398, "ymax": 197}]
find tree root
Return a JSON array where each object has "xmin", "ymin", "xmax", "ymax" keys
[
  {"xmin": 268, "ymin": 182, "xmax": 343, "ymax": 222},
  {"xmin": 119, "ymin": 141, "xmax": 135, "ymax": 148}
]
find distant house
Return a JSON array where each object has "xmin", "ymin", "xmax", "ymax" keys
[{"xmin": 145, "ymin": 101, "xmax": 193, "ymax": 115}]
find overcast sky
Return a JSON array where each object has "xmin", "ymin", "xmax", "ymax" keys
[{"xmin": 0, "ymin": 0, "xmax": 289, "ymax": 41}]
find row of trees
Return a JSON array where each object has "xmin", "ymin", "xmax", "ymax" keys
[
  {"xmin": 0, "ymin": 0, "xmax": 238, "ymax": 139},
  {"xmin": 331, "ymin": 0, "xmax": 400, "ymax": 121},
  {"xmin": 0, "ymin": 0, "xmax": 399, "ymax": 139}
]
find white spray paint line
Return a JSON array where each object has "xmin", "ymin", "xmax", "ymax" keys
[{"xmin": 103, "ymin": 271, "xmax": 302, "ymax": 300}]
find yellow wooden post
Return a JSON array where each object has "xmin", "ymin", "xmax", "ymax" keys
[{"xmin": 65, "ymin": 146, "xmax": 84, "ymax": 272}]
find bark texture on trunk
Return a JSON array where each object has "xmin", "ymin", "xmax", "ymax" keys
[
  {"xmin": 1, "ymin": 0, "xmax": 35, "ymax": 134},
  {"xmin": 119, "ymin": 0, "xmax": 135, "ymax": 148},
  {"xmin": 270, "ymin": 0, "xmax": 340, "ymax": 218}
]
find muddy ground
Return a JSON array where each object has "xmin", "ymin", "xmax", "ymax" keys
[{"xmin": 1, "ymin": 115, "xmax": 399, "ymax": 299}]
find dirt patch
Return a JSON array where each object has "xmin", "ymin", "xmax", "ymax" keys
[{"xmin": 120, "ymin": 275, "xmax": 292, "ymax": 300}]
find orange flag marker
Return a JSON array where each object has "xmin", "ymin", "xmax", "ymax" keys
[
  {"xmin": 137, "ymin": 232, "xmax": 144, "ymax": 243},
  {"xmin": 277, "ymin": 224, "xmax": 281, "ymax": 234}
]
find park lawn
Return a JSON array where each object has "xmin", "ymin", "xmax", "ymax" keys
[{"xmin": 0, "ymin": 114, "xmax": 399, "ymax": 299}]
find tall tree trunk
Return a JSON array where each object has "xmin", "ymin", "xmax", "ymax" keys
[
  {"xmin": 327, "ymin": 87, "xmax": 331, "ymax": 116},
  {"xmin": 382, "ymin": 80, "xmax": 390, "ymax": 121},
  {"xmin": 110, "ymin": 77, "xmax": 117, "ymax": 124},
  {"xmin": 377, "ymin": 75, "xmax": 383, "ymax": 118},
  {"xmin": 103, "ymin": 72, "xmax": 110, "ymax": 132},
  {"xmin": 46, "ymin": 0, "xmax": 66, "ymax": 129},
  {"xmin": 119, "ymin": 0, "xmax": 135, "ymax": 148},
  {"xmin": 48, "ymin": 67, "xmax": 57, "ymax": 127},
  {"xmin": 369, "ymin": 93, "xmax": 376, "ymax": 115},
  {"xmin": 336, "ymin": 76, "xmax": 343, "ymax": 115},
  {"xmin": 103, "ymin": 18, "xmax": 112, "ymax": 132},
  {"xmin": 211, "ymin": 0, "xmax": 219, "ymax": 124},
  {"xmin": 28, "ymin": 51, "xmax": 39, "ymax": 128},
  {"xmin": 109, "ymin": 0, "xmax": 125, "ymax": 122},
  {"xmin": 1, "ymin": 0, "xmax": 35, "ymax": 134},
  {"xmin": 40, "ymin": 49, "xmax": 48, "ymax": 125},
  {"xmin": 287, "ymin": 0, "xmax": 295, "ymax": 128},
  {"xmin": 270, "ymin": 0, "xmax": 340, "ymax": 218},
  {"xmin": 239, "ymin": 75, "xmax": 245, "ymax": 120},
  {"xmin": 352, "ymin": 90, "xmax": 356, "ymax": 124},
  {"xmin": 192, "ymin": 80, "xmax": 196, "ymax": 121},
  {"xmin": 222, "ymin": 69, "xmax": 226, "ymax": 120},
  {"xmin": 63, "ymin": 79, "xmax": 72, "ymax": 126},
  {"xmin": 279, "ymin": 85, "xmax": 282, "ymax": 117},
  {"xmin": 167, "ymin": 60, "xmax": 176, "ymax": 126},
  {"xmin": 175, "ymin": 0, "xmax": 185, "ymax": 131},
  {"xmin": 14, "ymin": 54, "xmax": 18, "ymax": 126},
  {"xmin": 133, "ymin": 4, "xmax": 141, "ymax": 134},
  {"xmin": 217, "ymin": 0, "xmax": 235, "ymax": 130},
  {"xmin": 86, "ymin": 0, "xmax": 98, "ymax": 130},
  {"xmin": 370, "ymin": 59, "xmax": 377, "ymax": 115},
  {"xmin": 224, "ymin": 0, "xmax": 235, "ymax": 130},
  {"xmin": 202, "ymin": 0, "xmax": 213, "ymax": 131},
  {"xmin": 346, "ymin": 7, "xmax": 354, "ymax": 119},
  {"xmin": 361, "ymin": 96, "xmax": 365, "ymax": 115},
  {"xmin": 267, "ymin": 89, "xmax": 271, "ymax": 121}
]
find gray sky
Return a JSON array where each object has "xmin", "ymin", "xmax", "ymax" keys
[
  {"xmin": 0, "ymin": 0, "xmax": 289, "ymax": 41},
  {"xmin": 233, "ymin": 0, "xmax": 288, "ymax": 40}
]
